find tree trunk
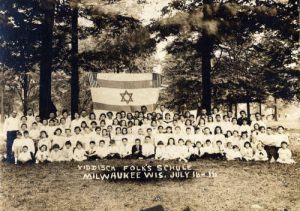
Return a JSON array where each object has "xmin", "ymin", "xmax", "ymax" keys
[
  {"xmin": 259, "ymin": 101, "xmax": 262, "ymax": 115},
  {"xmin": 246, "ymin": 100, "xmax": 251, "ymax": 120},
  {"xmin": 199, "ymin": 35, "xmax": 214, "ymax": 114},
  {"xmin": 274, "ymin": 97, "xmax": 278, "ymax": 121},
  {"xmin": 71, "ymin": 5, "xmax": 79, "ymax": 119},
  {"xmin": 235, "ymin": 103, "xmax": 238, "ymax": 117},
  {"xmin": 23, "ymin": 73, "xmax": 28, "ymax": 116},
  {"xmin": 0, "ymin": 85, "xmax": 4, "ymax": 123},
  {"xmin": 39, "ymin": 0, "xmax": 55, "ymax": 120},
  {"xmin": 229, "ymin": 102, "xmax": 233, "ymax": 113}
]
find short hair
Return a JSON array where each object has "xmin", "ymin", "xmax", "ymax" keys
[
  {"xmin": 76, "ymin": 141, "xmax": 83, "ymax": 147},
  {"xmin": 157, "ymin": 141, "xmax": 164, "ymax": 145},
  {"xmin": 65, "ymin": 141, "xmax": 72, "ymax": 145},
  {"xmin": 90, "ymin": 141, "xmax": 96, "ymax": 144},
  {"xmin": 99, "ymin": 140, "xmax": 105, "ymax": 144},
  {"xmin": 281, "ymin": 141, "xmax": 288, "ymax": 145},
  {"xmin": 52, "ymin": 144, "xmax": 60, "ymax": 150}
]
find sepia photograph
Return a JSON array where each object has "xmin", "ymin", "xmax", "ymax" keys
[{"xmin": 0, "ymin": 0, "xmax": 299, "ymax": 210}]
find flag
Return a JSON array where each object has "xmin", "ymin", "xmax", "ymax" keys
[
  {"xmin": 91, "ymin": 73, "xmax": 161, "ymax": 113},
  {"xmin": 87, "ymin": 72, "xmax": 98, "ymax": 87}
]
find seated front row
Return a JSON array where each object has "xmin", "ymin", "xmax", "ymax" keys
[{"xmin": 13, "ymin": 137, "xmax": 296, "ymax": 164}]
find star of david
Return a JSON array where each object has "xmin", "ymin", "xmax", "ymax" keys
[{"xmin": 120, "ymin": 90, "xmax": 133, "ymax": 104}]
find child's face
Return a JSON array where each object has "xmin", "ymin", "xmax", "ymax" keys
[
  {"xmin": 179, "ymin": 141, "xmax": 183, "ymax": 146},
  {"xmin": 66, "ymin": 144, "xmax": 71, "ymax": 149},
  {"xmin": 41, "ymin": 146, "xmax": 46, "ymax": 152},
  {"xmin": 245, "ymin": 144, "xmax": 250, "ymax": 148},
  {"xmin": 24, "ymin": 133, "xmax": 29, "ymax": 138},
  {"xmin": 23, "ymin": 147, "xmax": 28, "ymax": 153},
  {"xmin": 99, "ymin": 142, "xmax": 105, "ymax": 147},
  {"xmin": 234, "ymin": 147, "xmax": 239, "ymax": 151},
  {"xmin": 56, "ymin": 130, "xmax": 61, "ymax": 135},
  {"xmin": 206, "ymin": 142, "xmax": 211, "ymax": 146},
  {"xmin": 135, "ymin": 141, "xmax": 141, "ymax": 145},
  {"xmin": 54, "ymin": 148, "xmax": 59, "ymax": 152},
  {"xmin": 196, "ymin": 143, "xmax": 201, "ymax": 148},
  {"xmin": 90, "ymin": 143, "xmax": 95, "ymax": 148},
  {"xmin": 217, "ymin": 142, "xmax": 222, "ymax": 147},
  {"xmin": 281, "ymin": 143, "xmax": 287, "ymax": 149},
  {"xmin": 77, "ymin": 145, "xmax": 82, "ymax": 149}
]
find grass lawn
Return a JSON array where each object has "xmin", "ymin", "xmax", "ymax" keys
[{"xmin": 0, "ymin": 135, "xmax": 299, "ymax": 211}]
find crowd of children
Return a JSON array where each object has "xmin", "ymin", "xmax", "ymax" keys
[{"xmin": 4, "ymin": 105, "xmax": 296, "ymax": 164}]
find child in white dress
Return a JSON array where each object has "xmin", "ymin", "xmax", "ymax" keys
[
  {"xmin": 35, "ymin": 145, "xmax": 49, "ymax": 163},
  {"xmin": 277, "ymin": 141, "xmax": 296, "ymax": 164}
]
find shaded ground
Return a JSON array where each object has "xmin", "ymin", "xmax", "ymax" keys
[{"xmin": 0, "ymin": 134, "xmax": 299, "ymax": 211}]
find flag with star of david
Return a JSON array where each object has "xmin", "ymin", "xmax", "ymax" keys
[{"xmin": 90, "ymin": 73, "xmax": 161, "ymax": 114}]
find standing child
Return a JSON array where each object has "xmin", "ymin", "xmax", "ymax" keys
[{"xmin": 277, "ymin": 141, "xmax": 296, "ymax": 164}]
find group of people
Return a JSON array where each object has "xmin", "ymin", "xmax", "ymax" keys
[{"xmin": 2, "ymin": 105, "xmax": 296, "ymax": 164}]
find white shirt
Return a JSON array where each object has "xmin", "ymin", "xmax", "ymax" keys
[
  {"xmin": 142, "ymin": 143, "xmax": 155, "ymax": 156},
  {"xmin": 3, "ymin": 116, "xmax": 20, "ymax": 133},
  {"xmin": 17, "ymin": 151, "xmax": 32, "ymax": 162}
]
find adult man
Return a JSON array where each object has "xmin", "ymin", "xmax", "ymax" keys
[{"xmin": 3, "ymin": 110, "xmax": 20, "ymax": 163}]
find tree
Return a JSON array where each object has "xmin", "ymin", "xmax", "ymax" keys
[
  {"xmin": 39, "ymin": 0, "xmax": 56, "ymax": 119},
  {"xmin": 0, "ymin": 0, "xmax": 43, "ymax": 115},
  {"xmin": 70, "ymin": 1, "xmax": 79, "ymax": 118},
  {"xmin": 153, "ymin": 0, "xmax": 298, "ymax": 114}
]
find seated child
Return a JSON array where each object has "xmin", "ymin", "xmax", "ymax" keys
[
  {"xmin": 132, "ymin": 138, "xmax": 143, "ymax": 159},
  {"xmin": 16, "ymin": 146, "xmax": 34, "ymax": 164},
  {"xmin": 107, "ymin": 139, "xmax": 121, "ymax": 159},
  {"xmin": 155, "ymin": 141, "xmax": 166, "ymax": 160},
  {"xmin": 48, "ymin": 144, "xmax": 62, "ymax": 162},
  {"xmin": 35, "ymin": 145, "xmax": 49, "ymax": 163},
  {"xmin": 277, "ymin": 141, "xmax": 296, "ymax": 164},
  {"xmin": 85, "ymin": 141, "xmax": 98, "ymax": 161},
  {"xmin": 97, "ymin": 140, "xmax": 109, "ymax": 159},
  {"xmin": 185, "ymin": 139, "xmax": 197, "ymax": 161},
  {"xmin": 175, "ymin": 139, "xmax": 188, "ymax": 162},
  {"xmin": 61, "ymin": 141, "xmax": 73, "ymax": 161},
  {"xmin": 142, "ymin": 136, "xmax": 155, "ymax": 159},
  {"xmin": 201, "ymin": 139, "xmax": 215, "ymax": 159},
  {"xmin": 254, "ymin": 142, "xmax": 268, "ymax": 161},
  {"xmin": 242, "ymin": 141, "xmax": 254, "ymax": 161},
  {"xmin": 119, "ymin": 138, "xmax": 132, "ymax": 159},
  {"xmin": 73, "ymin": 141, "xmax": 87, "ymax": 162},
  {"xmin": 165, "ymin": 138, "xmax": 177, "ymax": 160},
  {"xmin": 213, "ymin": 140, "xmax": 226, "ymax": 160},
  {"xmin": 226, "ymin": 145, "xmax": 242, "ymax": 161},
  {"xmin": 194, "ymin": 141, "xmax": 202, "ymax": 159}
]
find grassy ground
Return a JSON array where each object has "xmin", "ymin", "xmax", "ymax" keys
[{"xmin": 0, "ymin": 134, "xmax": 299, "ymax": 211}]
